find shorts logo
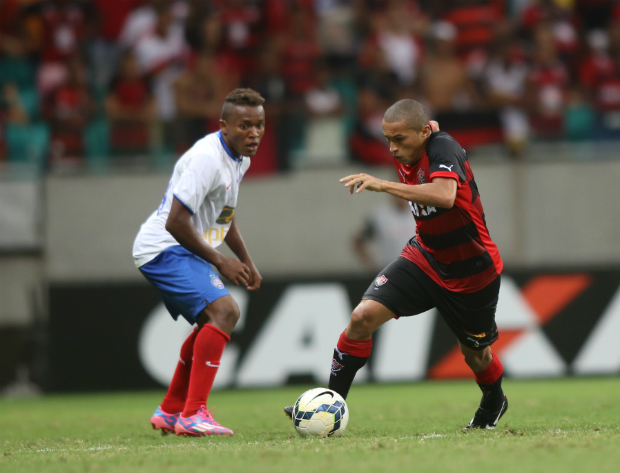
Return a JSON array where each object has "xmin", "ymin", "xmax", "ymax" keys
[
  {"xmin": 417, "ymin": 168, "xmax": 426, "ymax": 184},
  {"xmin": 375, "ymin": 275, "xmax": 388, "ymax": 287},
  {"xmin": 465, "ymin": 331, "xmax": 486, "ymax": 348},
  {"xmin": 465, "ymin": 331, "xmax": 486, "ymax": 338},
  {"xmin": 211, "ymin": 276, "xmax": 225, "ymax": 289},
  {"xmin": 331, "ymin": 358, "xmax": 344, "ymax": 376}
]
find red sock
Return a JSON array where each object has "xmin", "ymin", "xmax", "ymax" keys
[
  {"xmin": 337, "ymin": 331, "xmax": 373, "ymax": 358},
  {"xmin": 160, "ymin": 328, "xmax": 198, "ymax": 414},
  {"xmin": 474, "ymin": 352, "xmax": 503, "ymax": 385},
  {"xmin": 182, "ymin": 324, "xmax": 230, "ymax": 417}
]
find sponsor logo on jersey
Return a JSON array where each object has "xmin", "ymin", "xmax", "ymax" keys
[
  {"xmin": 375, "ymin": 275, "xmax": 388, "ymax": 287},
  {"xmin": 216, "ymin": 206, "xmax": 235, "ymax": 224},
  {"xmin": 331, "ymin": 359, "xmax": 344, "ymax": 376},
  {"xmin": 439, "ymin": 164, "xmax": 454, "ymax": 172},
  {"xmin": 211, "ymin": 276, "xmax": 225, "ymax": 289},
  {"xmin": 417, "ymin": 168, "xmax": 426, "ymax": 184}
]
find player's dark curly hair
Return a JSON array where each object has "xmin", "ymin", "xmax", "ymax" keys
[
  {"xmin": 221, "ymin": 88, "xmax": 265, "ymax": 120},
  {"xmin": 383, "ymin": 99, "xmax": 430, "ymax": 131}
]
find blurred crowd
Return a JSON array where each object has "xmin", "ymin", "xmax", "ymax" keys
[{"xmin": 2, "ymin": 0, "xmax": 620, "ymax": 175}]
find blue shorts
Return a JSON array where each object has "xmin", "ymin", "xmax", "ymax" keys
[{"xmin": 139, "ymin": 245, "xmax": 229, "ymax": 325}]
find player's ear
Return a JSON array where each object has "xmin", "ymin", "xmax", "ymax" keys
[
  {"xmin": 219, "ymin": 119, "xmax": 227, "ymax": 135},
  {"xmin": 421, "ymin": 124, "xmax": 432, "ymax": 138}
]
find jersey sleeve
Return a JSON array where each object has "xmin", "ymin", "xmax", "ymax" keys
[
  {"xmin": 172, "ymin": 155, "xmax": 220, "ymax": 215},
  {"xmin": 426, "ymin": 132, "xmax": 467, "ymax": 187}
]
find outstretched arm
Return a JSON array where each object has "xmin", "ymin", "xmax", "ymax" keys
[
  {"xmin": 340, "ymin": 175, "xmax": 457, "ymax": 209},
  {"xmin": 224, "ymin": 216, "xmax": 262, "ymax": 290},
  {"xmin": 165, "ymin": 197, "xmax": 251, "ymax": 286}
]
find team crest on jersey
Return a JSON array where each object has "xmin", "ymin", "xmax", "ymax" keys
[
  {"xmin": 211, "ymin": 276, "xmax": 225, "ymax": 289},
  {"xmin": 375, "ymin": 275, "xmax": 388, "ymax": 287},
  {"xmin": 417, "ymin": 168, "xmax": 426, "ymax": 184}
]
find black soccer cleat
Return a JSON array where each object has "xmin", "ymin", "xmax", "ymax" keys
[
  {"xmin": 464, "ymin": 395, "xmax": 508, "ymax": 431},
  {"xmin": 284, "ymin": 405, "xmax": 294, "ymax": 419}
]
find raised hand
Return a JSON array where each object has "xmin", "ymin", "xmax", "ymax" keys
[{"xmin": 340, "ymin": 173, "xmax": 386, "ymax": 194}]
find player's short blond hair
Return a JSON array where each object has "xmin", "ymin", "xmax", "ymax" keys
[{"xmin": 221, "ymin": 88, "xmax": 265, "ymax": 120}]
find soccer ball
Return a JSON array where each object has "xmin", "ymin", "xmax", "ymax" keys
[{"xmin": 292, "ymin": 388, "xmax": 349, "ymax": 438}]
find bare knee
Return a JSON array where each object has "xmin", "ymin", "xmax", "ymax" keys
[
  {"xmin": 347, "ymin": 301, "xmax": 383, "ymax": 340},
  {"xmin": 200, "ymin": 296, "xmax": 239, "ymax": 335}
]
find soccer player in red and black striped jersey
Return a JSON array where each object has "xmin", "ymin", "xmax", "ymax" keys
[{"xmin": 286, "ymin": 99, "xmax": 507, "ymax": 430}]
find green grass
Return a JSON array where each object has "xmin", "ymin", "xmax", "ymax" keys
[{"xmin": 2, "ymin": 378, "xmax": 620, "ymax": 473}]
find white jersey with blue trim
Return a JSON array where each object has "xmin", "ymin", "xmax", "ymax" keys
[{"xmin": 132, "ymin": 131, "xmax": 251, "ymax": 267}]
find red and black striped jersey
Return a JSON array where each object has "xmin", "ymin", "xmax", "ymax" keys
[{"xmin": 396, "ymin": 131, "xmax": 503, "ymax": 293}]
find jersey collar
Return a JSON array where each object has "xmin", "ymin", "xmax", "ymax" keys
[{"xmin": 217, "ymin": 130, "xmax": 240, "ymax": 162}]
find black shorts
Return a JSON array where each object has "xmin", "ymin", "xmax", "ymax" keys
[{"xmin": 363, "ymin": 257, "xmax": 501, "ymax": 350}]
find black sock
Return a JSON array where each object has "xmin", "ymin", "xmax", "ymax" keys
[
  {"xmin": 328, "ymin": 348, "xmax": 368, "ymax": 399},
  {"xmin": 477, "ymin": 375, "xmax": 504, "ymax": 410}
]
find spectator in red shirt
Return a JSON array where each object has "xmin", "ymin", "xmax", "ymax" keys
[
  {"xmin": 279, "ymin": 5, "xmax": 321, "ymax": 97},
  {"xmin": 23, "ymin": 0, "xmax": 97, "ymax": 97},
  {"xmin": 348, "ymin": 85, "xmax": 394, "ymax": 166},
  {"xmin": 521, "ymin": 0, "xmax": 579, "ymax": 62},
  {"xmin": 579, "ymin": 29, "xmax": 617, "ymax": 108},
  {"xmin": 44, "ymin": 56, "xmax": 94, "ymax": 162},
  {"xmin": 106, "ymin": 50, "xmax": 156, "ymax": 155},
  {"xmin": 443, "ymin": 0, "xmax": 505, "ymax": 58},
  {"xmin": 525, "ymin": 23, "xmax": 569, "ymax": 138}
]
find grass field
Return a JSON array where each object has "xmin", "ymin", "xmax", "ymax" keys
[{"xmin": 2, "ymin": 378, "xmax": 620, "ymax": 473}]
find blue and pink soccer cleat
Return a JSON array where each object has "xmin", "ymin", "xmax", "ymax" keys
[
  {"xmin": 175, "ymin": 405, "xmax": 234, "ymax": 437},
  {"xmin": 151, "ymin": 406, "xmax": 181, "ymax": 434}
]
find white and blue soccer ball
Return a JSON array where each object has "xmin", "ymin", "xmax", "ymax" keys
[{"xmin": 292, "ymin": 388, "xmax": 349, "ymax": 438}]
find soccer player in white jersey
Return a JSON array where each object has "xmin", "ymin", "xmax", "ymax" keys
[{"xmin": 133, "ymin": 89, "xmax": 265, "ymax": 437}]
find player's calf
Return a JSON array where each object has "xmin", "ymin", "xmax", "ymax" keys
[{"xmin": 461, "ymin": 344, "xmax": 493, "ymax": 373}]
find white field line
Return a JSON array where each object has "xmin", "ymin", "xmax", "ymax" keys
[
  {"xmin": 10, "ymin": 428, "xmax": 613, "ymax": 456},
  {"xmin": 13, "ymin": 442, "xmax": 204, "ymax": 455}
]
